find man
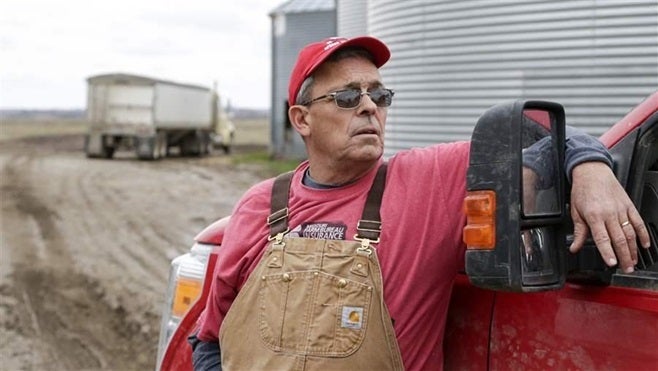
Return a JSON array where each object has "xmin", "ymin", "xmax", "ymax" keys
[{"xmin": 192, "ymin": 36, "xmax": 650, "ymax": 370}]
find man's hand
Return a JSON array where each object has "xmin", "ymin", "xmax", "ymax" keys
[{"xmin": 569, "ymin": 162, "xmax": 651, "ymax": 273}]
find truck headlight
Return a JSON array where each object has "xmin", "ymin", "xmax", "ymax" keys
[{"xmin": 155, "ymin": 242, "xmax": 213, "ymax": 369}]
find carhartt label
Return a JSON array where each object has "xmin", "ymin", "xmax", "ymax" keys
[{"xmin": 341, "ymin": 306, "xmax": 363, "ymax": 329}]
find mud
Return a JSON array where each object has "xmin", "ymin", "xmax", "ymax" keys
[{"xmin": 0, "ymin": 134, "xmax": 272, "ymax": 370}]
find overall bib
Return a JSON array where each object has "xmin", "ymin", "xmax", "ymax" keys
[{"xmin": 219, "ymin": 164, "xmax": 404, "ymax": 370}]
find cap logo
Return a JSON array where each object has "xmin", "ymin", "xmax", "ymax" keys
[
  {"xmin": 324, "ymin": 38, "xmax": 346, "ymax": 51},
  {"xmin": 289, "ymin": 36, "xmax": 389, "ymax": 106}
]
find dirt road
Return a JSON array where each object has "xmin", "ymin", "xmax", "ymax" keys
[{"xmin": 0, "ymin": 132, "xmax": 273, "ymax": 370}]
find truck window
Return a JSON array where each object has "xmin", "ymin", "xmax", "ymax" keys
[
  {"xmin": 627, "ymin": 122, "xmax": 658, "ymax": 272},
  {"xmin": 569, "ymin": 117, "xmax": 658, "ymax": 290}
]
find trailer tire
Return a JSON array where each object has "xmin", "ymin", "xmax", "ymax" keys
[
  {"xmin": 180, "ymin": 131, "xmax": 207, "ymax": 157},
  {"xmin": 84, "ymin": 135, "xmax": 94, "ymax": 158},
  {"xmin": 157, "ymin": 132, "xmax": 168, "ymax": 159},
  {"xmin": 199, "ymin": 132, "xmax": 211, "ymax": 156},
  {"xmin": 151, "ymin": 132, "xmax": 167, "ymax": 160},
  {"xmin": 85, "ymin": 134, "xmax": 115, "ymax": 159},
  {"xmin": 101, "ymin": 145, "xmax": 115, "ymax": 159},
  {"xmin": 222, "ymin": 133, "xmax": 234, "ymax": 154},
  {"xmin": 136, "ymin": 136, "xmax": 157, "ymax": 161},
  {"xmin": 180, "ymin": 135, "xmax": 195, "ymax": 157}
]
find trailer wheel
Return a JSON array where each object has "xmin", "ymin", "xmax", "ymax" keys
[
  {"xmin": 199, "ymin": 132, "xmax": 211, "ymax": 156},
  {"xmin": 151, "ymin": 133, "xmax": 166, "ymax": 160},
  {"xmin": 222, "ymin": 133, "xmax": 234, "ymax": 154},
  {"xmin": 180, "ymin": 135, "xmax": 195, "ymax": 156},
  {"xmin": 84, "ymin": 135, "xmax": 94, "ymax": 158},
  {"xmin": 152, "ymin": 142, "xmax": 160, "ymax": 160},
  {"xmin": 136, "ymin": 136, "xmax": 157, "ymax": 160},
  {"xmin": 156, "ymin": 132, "xmax": 168, "ymax": 159},
  {"xmin": 180, "ymin": 131, "xmax": 206, "ymax": 157},
  {"xmin": 85, "ymin": 134, "xmax": 114, "ymax": 159},
  {"xmin": 101, "ymin": 145, "xmax": 115, "ymax": 159}
]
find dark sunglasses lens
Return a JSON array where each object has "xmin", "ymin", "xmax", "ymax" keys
[
  {"xmin": 370, "ymin": 89, "xmax": 393, "ymax": 107},
  {"xmin": 334, "ymin": 90, "xmax": 362, "ymax": 108}
]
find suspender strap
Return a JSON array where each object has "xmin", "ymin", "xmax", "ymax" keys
[
  {"xmin": 267, "ymin": 171, "xmax": 294, "ymax": 238},
  {"xmin": 356, "ymin": 163, "xmax": 388, "ymax": 241},
  {"xmin": 267, "ymin": 163, "xmax": 388, "ymax": 241}
]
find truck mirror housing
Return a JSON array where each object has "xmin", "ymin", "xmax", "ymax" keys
[{"xmin": 464, "ymin": 100, "xmax": 567, "ymax": 292}]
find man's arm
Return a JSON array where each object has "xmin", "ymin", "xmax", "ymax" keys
[
  {"xmin": 189, "ymin": 333, "xmax": 221, "ymax": 370},
  {"xmin": 522, "ymin": 125, "xmax": 650, "ymax": 273},
  {"xmin": 522, "ymin": 126, "xmax": 613, "ymax": 190},
  {"xmin": 559, "ymin": 127, "xmax": 650, "ymax": 273},
  {"xmin": 563, "ymin": 126, "xmax": 613, "ymax": 182},
  {"xmin": 569, "ymin": 162, "xmax": 651, "ymax": 273}
]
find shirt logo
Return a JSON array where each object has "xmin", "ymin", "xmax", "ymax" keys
[{"xmin": 290, "ymin": 222, "xmax": 347, "ymax": 240}]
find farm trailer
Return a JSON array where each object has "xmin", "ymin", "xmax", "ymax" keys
[{"xmin": 85, "ymin": 73, "xmax": 234, "ymax": 160}]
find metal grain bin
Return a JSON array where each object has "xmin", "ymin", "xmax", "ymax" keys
[{"xmin": 338, "ymin": 0, "xmax": 658, "ymax": 156}]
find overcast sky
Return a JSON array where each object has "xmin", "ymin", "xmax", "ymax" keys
[{"xmin": 0, "ymin": 0, "xmax": 280, "ymax": 110}]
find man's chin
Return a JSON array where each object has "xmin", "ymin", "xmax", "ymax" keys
[{"xmin": 350, "ymin": 147, "xmax": 383, "ymax": 162}]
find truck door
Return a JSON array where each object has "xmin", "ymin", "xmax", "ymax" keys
[{"xmin": 488, "ymin": 100, "xmax": 658, "ymax": 369}]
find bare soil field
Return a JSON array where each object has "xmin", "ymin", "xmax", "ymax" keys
[{"xmin": 0, "ymin": 118, "xmax": 284, "ymax": 370}]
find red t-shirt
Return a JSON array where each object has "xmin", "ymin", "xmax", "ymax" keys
[{"xmin": 197, "ymin": 141, "xmax": 470, "ymax": 370}]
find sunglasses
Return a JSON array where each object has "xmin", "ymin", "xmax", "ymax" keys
[{"xmin": 302, "ymin": 88, "xmax": 395, "ymax": 109}]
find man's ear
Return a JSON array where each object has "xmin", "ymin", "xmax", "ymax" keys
[{"xmin": 288, "ymin": 105, "xmax": 311, "ymax": 137}]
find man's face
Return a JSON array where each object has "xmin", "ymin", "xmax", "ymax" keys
[{"xmin": 301, "ymin": 57, "xmax": 388, "ymax": 166}]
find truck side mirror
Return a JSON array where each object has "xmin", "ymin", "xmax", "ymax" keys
[{"xmin": 464, "ymin": 100, "xmax": 567, "ymax": 292}]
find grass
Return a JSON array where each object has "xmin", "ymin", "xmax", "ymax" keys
[
  {"xmin": 233, "ymin": 118, "xmax": 270, "ymax": 146},
  {"xmin": 231, "ymin": 150, "xmax": 302, "ymax": 176},
  {"xmin": 0, "ymin": 119, "xmax": 87, "ymax": 142},
  {"xmin": 229, "ymin": 118, "xmax": 304, "ymax": 175}
]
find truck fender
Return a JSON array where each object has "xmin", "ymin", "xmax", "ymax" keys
[{"xmin": 159, "ymin": 248, "xmax": 219, "ymax": 371}]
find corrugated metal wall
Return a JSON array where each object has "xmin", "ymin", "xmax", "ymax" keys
[
  {"xmin": 337, "ymin": 0, "xmax": 368, "ymax": 37},
  {"xmin": 270, "ymin": 9, "xmax": 336, "ymax": 158},
  {"xmin": 359, "ymin": 0, "xmax": 658, "ymax": 156}
]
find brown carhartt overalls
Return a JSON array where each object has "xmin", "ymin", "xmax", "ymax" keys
[{"xmin": 219, "ymin": 164, "xmax": 404, "ymax": 370}]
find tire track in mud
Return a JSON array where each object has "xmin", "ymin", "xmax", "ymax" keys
[
  {"xmin": 69, "ymin": 157, "xmax": 177, "ymax": 341},
  {"xmin": 1, "ymin": 153, "xmax": 155, "ymax": 370},
  {"xmin": 1, "ymin": 155, "xmax": 101, "ymax": 370},
  {"xmin": 1, "ymin": 136, "xmax": 270, "ymax": 370},
  {"xmin": 1, "ymin": 155, "xmax": 100, "ymax": 368},
  {"xmin": 73, "ymin": 159, "xmax": 194, "ymax": 281}
]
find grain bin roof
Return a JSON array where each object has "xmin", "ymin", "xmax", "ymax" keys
[
  {"xmin": 269, "ymin": 0, "xmax": 334, "ymax": 15},
  {"xmin": 86, "ymin": 73, "xmax": 210, "ymax": 91}
]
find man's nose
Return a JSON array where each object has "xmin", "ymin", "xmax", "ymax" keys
[{"xmin": 357, "ymin": 92, "xmax": 378, "ymax": 115}]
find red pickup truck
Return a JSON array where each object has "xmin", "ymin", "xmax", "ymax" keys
[{"xmin": 156, "ymin": 92, "xmax": 658, "ymax": 370}]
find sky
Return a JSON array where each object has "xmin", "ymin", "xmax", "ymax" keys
[{"xmin": 0, "ymin": 0, "xmax": 280, "ymax": 110}]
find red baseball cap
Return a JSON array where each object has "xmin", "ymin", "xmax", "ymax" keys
[{"xmin": 288, "ymin": 36, "xmax": 390, "ymax": 106}]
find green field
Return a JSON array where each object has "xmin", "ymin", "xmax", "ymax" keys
[
  {"xmin": 232, "ymin": 118, "xmax": 269, "ymax": 146},
  {"xmin": 0, "ymin": 118, "xmax": 270, "ymax": 145},
  {"xmin": 0, "ymin": 119, "xmax": 88, "ymax": 142}
]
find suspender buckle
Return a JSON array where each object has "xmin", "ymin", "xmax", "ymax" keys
[
  {"xmin": 354, "ymin": 235, "xmax": 379, "ymax": 256},
  {"xmin": 268, "ymin": 230, "xmax": 289, "ymax": 245},
  {"xmin": 356, "ymin": 220, "xmax": 381, "ymax": 234},
  {"xmin": 267, "ymin": 208, "xmax": 289, "ymax": 225}
]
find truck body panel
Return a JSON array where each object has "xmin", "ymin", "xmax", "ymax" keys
[
  {"xmin": 489, "ymin": 285, "xmax": 658, "ymax": 370},
  {"xmin": 152, "ymin": 83, "xmax": 212, "ymax": 129},
  {"xmin": 88, "ymin": 84, "xmax": 154, "ymax": 134}
]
